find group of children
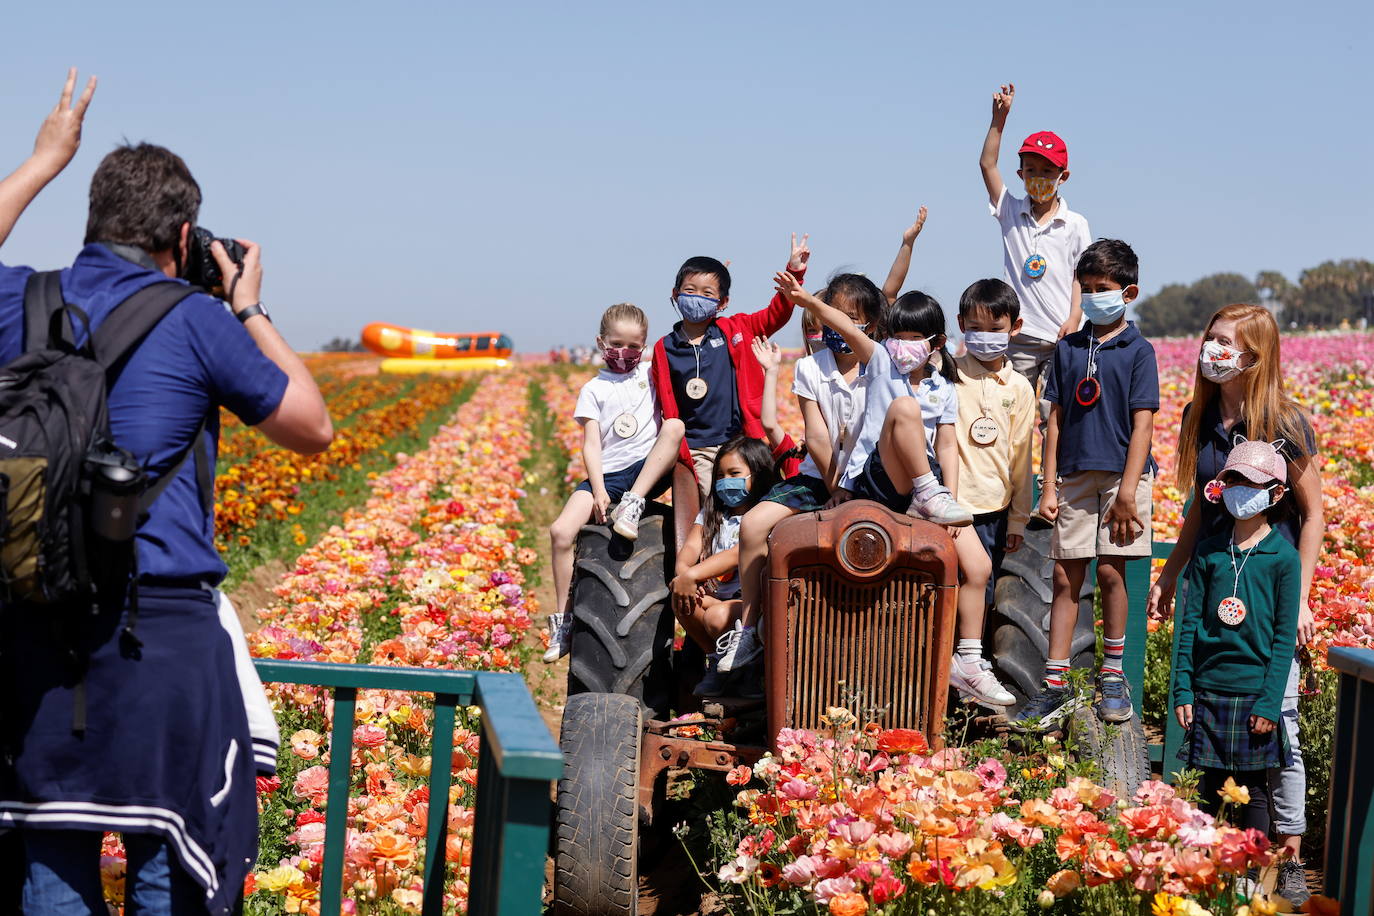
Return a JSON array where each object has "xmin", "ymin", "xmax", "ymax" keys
[{"xmin": 545, "ymin": 85, "xmax": 1303, "ymax": 843}]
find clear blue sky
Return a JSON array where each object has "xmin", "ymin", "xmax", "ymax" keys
[{"xmin": 1, "ymin": 0, "xmax": 1369, "ymax": 352}]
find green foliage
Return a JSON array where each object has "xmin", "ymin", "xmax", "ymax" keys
[
  {"xmin": 1142, "ymin": 619, "xmax": 1173, "ymax": 734},
  {"xmin": 1136, "ymin": 273, "xmax": 1259, "ymax": 337},
  {"xmin": 1298, "ymin": 665, "xmax": 1339, "ymax": 859}
]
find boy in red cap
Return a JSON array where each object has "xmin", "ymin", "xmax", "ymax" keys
[{"xmin": 978, "ymin": 83, "xmax": 1092, "ymax": 419}]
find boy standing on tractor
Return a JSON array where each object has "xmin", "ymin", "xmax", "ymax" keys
[
  {"xmin": 611, "ymin": 236, "xmax": 809, "ymax": 538},
  {"xmin": 1013, "ymin": 239, "xmax": 1158, "ymax": 730},
  {"xmin": 979, "ymin": 83, "xmax": 1092, "ymax": 417}
]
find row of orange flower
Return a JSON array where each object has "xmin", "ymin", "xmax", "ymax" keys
[
  {"xmin": 219, "ymin": 373, "xmax": 410, "ymax": 464},
  {"xmin": 236, "ymin": 372, "xmax": 540, "ymax": 914}
]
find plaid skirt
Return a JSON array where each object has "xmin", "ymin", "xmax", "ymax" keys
[
  {"xmin": 1178, "ymin": 691, "xmax": 1292, "ymax": 771},
  {"xmin": 762, "ymin": 474, "xmax": 830, "ymax": 512}
]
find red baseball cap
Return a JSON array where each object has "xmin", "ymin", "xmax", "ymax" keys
[{"xmin": 1019, "ymin": 131, "xmax": 1068, "ymax": 169}]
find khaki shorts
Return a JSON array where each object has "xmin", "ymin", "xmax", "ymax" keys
[
  {"xmin": 690, "ymin": 445, "xmax": 720, "ymax": 503},
  {"xmin": 1051, "ymin": 470, "xmax": 1154, "ymax": 559}
]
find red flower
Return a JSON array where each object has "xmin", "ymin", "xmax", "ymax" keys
[
  {"xmin": 875, "ymin": 729, "xmax": 929, "ymax": 755},
  {"xmin": 726, "ymin": 765, "xmax": 753, "ymax": 786},
  {"xmin": 296, "ymin": 809, "xmax": 326, "ymax": 826},
  {"xmin": 255, "ymin": 775, "xmax": 281, "ymax": 796}
]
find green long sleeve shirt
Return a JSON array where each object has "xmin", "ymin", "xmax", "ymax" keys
[{"xmin": 1172, "ymin": 527, "xmax": 1300, "ymax": 722}]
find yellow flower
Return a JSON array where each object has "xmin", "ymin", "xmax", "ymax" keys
[
  {"xmin": 821, "ymin": 706, "xmax": 856, "ymax": 728},
  {"xmin": 1219, "ymin": 777, "xmax": 1251, "ymax": 806},
  {"xmin": 1248, "ymin": 894, "xmax": 1293, "ymax": 915},
  {"xmin": 257, "ymin": 864, "xmax": 305, "ymax": 893},
  {"xmin": 1047, "ymin": 754, "xmax": 1066, "ymax": 769}
]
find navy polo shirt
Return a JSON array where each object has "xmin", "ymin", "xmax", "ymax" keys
[
  {"xmin": 663, "ymin": 321, "xmax": 740, "ymax": 448},
  {"xmin": 1187, "ymin": 401, "xmax": 1316, "ymax": 549},
  {"xmin": 0, "ymin": 244, "xmax": 288, "ymax": 584},
  {"xmin": 1044, "ymin": 322, "xmax": 1159, "ymax": 477}
]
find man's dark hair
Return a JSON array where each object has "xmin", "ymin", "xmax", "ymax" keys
[
  {"xmin": 959, "ymin": 278, "xmax": 1020, "ymax": 322},
  {"xmin": 1075, "ymin": 238, "xmax": 1139, "ymax": 287},
  {"xmin": 84, "ymin": 143, "xmax": 201, "ymax": 252},
  {"xmin": 674, "ymin": 256, "xmax": 731, "ymax": 299}
]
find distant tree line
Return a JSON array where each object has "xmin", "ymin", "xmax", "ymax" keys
[
  {"xmin": 318, "ymin": 336, "xmax": 366, "ymax": 352},
  {"xmin": 1135, "ymin": 259, "xmax": 1374, "ymax": 337}
]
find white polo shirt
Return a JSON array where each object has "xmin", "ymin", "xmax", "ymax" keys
[
  {"xmin": 992, "ymin": 186, "xmax": 1092, "ymax": 342},
  {"xmin": 574, "ymin": 363, "xmax": 660, "ymax": 473},
  {"xmin": 791, "ymin": 349, "xmax": 865, "ymax": 480}
]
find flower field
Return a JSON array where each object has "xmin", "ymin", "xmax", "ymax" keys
[{"xmin": 88, "ymin": 334, "xmax": 1374, "ymax": 914}]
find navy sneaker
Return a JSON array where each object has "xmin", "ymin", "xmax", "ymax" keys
[
  {"xmin": 731, "ymin": 663, "xmax": 765, "ymax": 700},
  {"xmin": 1095, "ymin": 671, "xmax": 1134, "ymax": 723},
  {"xmin": 693, "ymin": 654, "xmax": 729, "ymax": 697},
  {"xmin": 1008, "ymin": 682, "xmax": 1080, "ymax": 732}
]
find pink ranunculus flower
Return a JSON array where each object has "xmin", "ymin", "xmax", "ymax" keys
[
  {"xmin": 874, "ymin": 830, "xmax": 912, "ymax": 859},
  {"xmin": 782, "ymin": 854, "xmax": 822, "ymax": 886},
  {"xmin": 354, "ymin": 724, "xmax": 388, "ymax": 749},
  {"xmin": 1133, "ymin": 779, "xmax": 1178, "ymax": 806},
  {"xmin": 974, "ymin": 757, "xmax": 1007, "ymax": 791},
  {"xmin": 779, "ymin": 778, "xmax": 819, "ymax": 801},
  {"xmin": 835, "ymin": 819, "xmax": 875, "ymax": 845},
  {"xmin": 292, "ymin": 765, "xmax": 330, "ymax": 806},
  {"xmin": 812, "ymin": 876, "xmax": 857, "ymax": 905}
]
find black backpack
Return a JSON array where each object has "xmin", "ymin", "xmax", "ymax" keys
[{"xmin": 0, "ymin": 270, "xmax": 210, "ymax": 613}]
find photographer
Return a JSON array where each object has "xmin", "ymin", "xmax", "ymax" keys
[{"xmin": 0, "ymin": 71, "xmax": 331, "ymax": 913}]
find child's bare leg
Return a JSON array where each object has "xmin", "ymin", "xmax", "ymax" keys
[
  {"xmin": 949, "ymin": 532, "xmax": 1014, "ymax": 705},
  {"xmin": 626, "ymin": 418, "xmax": 685, "ymax": 498},
  {"xmin": 876, "ymin": 398, "xmax": 973, "ymax": 525},
  {"xmin": 675, "ymin": 596, "xmax": 742, "ymax": 651},
  {"xmin": 1048, "ymin": 558, "xmax": 1089, "ymax": 661},
  {"xmin": 550, "ymin": 490, "xmax": 595, "ymax": 615},
  {"xmin": 1096, "ymin": 557, "xmax": 1129, "ymax": 644},
  {"xmin": 738, "ymin": 501, "xmax": 797, "ymax": 628}
]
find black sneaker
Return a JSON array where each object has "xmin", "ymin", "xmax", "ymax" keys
[
  {"xmin": 1008, "ymin": 682, "xmax": 1080, "ymax": 732},
  {"xmin": 1276, "ymin": 860, "xmax": 1310, "ymax": 906}
]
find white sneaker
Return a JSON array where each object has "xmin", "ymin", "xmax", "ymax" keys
[
  {"xmin": 716, "ymin": 622, "xmax": 763, "ymax": 673},
  {"xmin": 611, "ymin": 493, "xmax": 645, "ymax": 540},
  {"xmin": 907, "ymin": 486, "xmax": 974, "ymax": 527},
  {"xmin": 949, "ymin": 655, "xmax": 1015, "ymax": 707},
  {"xmin": 542, "ymin": 613, "xmax": 572, "ymax": 663}
]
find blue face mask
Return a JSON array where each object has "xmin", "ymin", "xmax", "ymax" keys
[
  {"xmin": 673, "ymin": 293, "xmax": 720, "ymax": 323},
  {"xmin": 1222, "ymin": 483, "xmax": 1275, "ymax": 520},
  {"xmin": 1081, "ymin": 289, "xmax": 1127, "ymax": 325},
  {"xmin": 822, "ymin": 323, "xmax": 867, "ymax": 355},
  {"xmin": 714, "ymin": 476, "xmax": 752, "ymax": 507}
]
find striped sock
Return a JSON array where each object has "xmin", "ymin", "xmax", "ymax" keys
[
  {"xmin": 1044, "ymin": 658, "xmax": 1070, "ymax": 690},
  {"xmin": 1102, "ymin": 637, "xmax": 1126, "ymax": 675}
]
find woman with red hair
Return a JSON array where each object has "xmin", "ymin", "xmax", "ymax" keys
[{"xmin": 1148, "ymin": 303, "xmax": 1322, "ymax": 904}]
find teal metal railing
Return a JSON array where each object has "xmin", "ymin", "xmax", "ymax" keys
[
  {"xmin": 252, "ymin": 660, "xmax": 562, "ymax": 916},
  {"xmin": 1324, "ymin": 647, "xmax": 1374, "ymax": 914}
]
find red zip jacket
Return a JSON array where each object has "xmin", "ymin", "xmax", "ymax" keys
[{"xmin": 651, "ymin": 264, "xmax": 805, "ymax": 474}]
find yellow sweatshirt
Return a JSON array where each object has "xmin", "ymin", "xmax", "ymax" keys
[{"xmin": 952, "ymin": 353, "xmax": 1036, "ymax": 536}]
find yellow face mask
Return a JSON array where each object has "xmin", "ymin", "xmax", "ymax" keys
[{"xmin": 1024, "ymin": 175, "xmax": 1060, "ymax": 203}]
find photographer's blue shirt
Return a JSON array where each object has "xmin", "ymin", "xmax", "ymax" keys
[
  {"xmin": 1044, "ymin": 321, "xmax": 1159, "ymax": 477},
  {"xmin": 0, "ymin": 243, "xmax": 288, "ymax": 584}
]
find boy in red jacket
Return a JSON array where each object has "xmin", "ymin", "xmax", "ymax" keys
[{"xmin": 611, "ymin": 235, "xmax": 809, "ymax": 539}]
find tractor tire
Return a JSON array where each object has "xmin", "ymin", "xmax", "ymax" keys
[
  {"xmin": 553, "ymin": 693, "xmax": 642, "ymax": 916},
  {"xmin": 1070, "ymin": 706, "xmax": 1151, "ymax": 799},
  {"xmin": 990, "ymin": 525, "xmax": 1096, "ymax": 713},
  {"xmin": 567, "ymin": 512, "xmax": 676, "ymax": 718}
]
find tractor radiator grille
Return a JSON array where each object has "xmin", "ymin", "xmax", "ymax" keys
[{"xmin": 784, "ymin": 565, "xmax": 939, "ymax": 734}]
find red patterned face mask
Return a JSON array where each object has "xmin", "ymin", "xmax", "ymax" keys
[{"xmin": 602, "ymin": 346, "xmax": 642, "ymax": 374}]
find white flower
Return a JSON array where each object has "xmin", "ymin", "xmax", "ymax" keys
[{"xmin": 717, "ymin": 854, "xmax": 759, "ymax": 884}]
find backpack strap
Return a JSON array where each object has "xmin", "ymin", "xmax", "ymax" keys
[
  {"xmin": 90, "ymin": 281, "xmax": 198, "ymax": 374},
  {"xmin": 138, "ymin": 418, "xmax": 213, "ymax": 516},
  {"xmin": 22, "ymin": 270, "xmax": 74, "ymax": 352}
]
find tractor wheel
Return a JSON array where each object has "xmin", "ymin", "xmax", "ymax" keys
[
  {"xmin": 553, "ymin": 693, "xmax": 642, "ymax": 916},
  {"xmin": 989, "ymin": 525, "xmax": 1096, "ymax": 713},
  {"xmin": 1070, "ymin": 706, "xmax": 1151, "ymax": 799},
  {"xmin": 567, "ymin": 511, "xmax": 676, "ymax": 718}
]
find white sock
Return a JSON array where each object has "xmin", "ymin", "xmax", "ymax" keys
[
  {"xmin": 913, "ymin": 472, "xmax": 939, "ymax": 497},
  {"xmin": 956, "ymin": 638, "xmax": 983, "ymax": 665}
]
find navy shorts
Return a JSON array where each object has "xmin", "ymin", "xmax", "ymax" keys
[
  {"xmin": 972, "ymin": 508, "xmax": 1009, "ymax": 608},
  {"xmin": 850, "ymin": 450, "xmax": 943, "ymax": 513},
  {"xmin": 576, "ymin": 456, "xmax": 670, "ymax": 503}
]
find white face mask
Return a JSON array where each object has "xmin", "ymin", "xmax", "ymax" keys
[
  {"xmin": 964, "ymin": 331, "xmax": 1010, "ymax": 361},
  {"xmin": 1199, "ymin": 340, "xmax": 1249, "ymax": 383}
]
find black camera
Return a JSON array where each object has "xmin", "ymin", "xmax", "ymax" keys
[{"xmin": 185, "ymin": 227, "xmax": 246, "ymax": 298}]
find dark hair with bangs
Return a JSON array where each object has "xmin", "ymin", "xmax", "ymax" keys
[
  {"xmin": 959, "ymin": 278, "xmax": 1020, "ymax": 323},
  {"xmin": 1075, "ymin": 239, "xmax": 1139, "ymax": 288},
  {"xmin": 818, "ymin": 272, "xmax": 886, "ymax": 334},
  {"xmin": 700, "ymin": 436, "xmax": 780, "ymax": 556},
  {"xmin": 674, "ymin": 256, "xmax": 732, "ymax": 299},
  {"xmin": 85, "ymin": 142, "xmax": 201, "ymax": 253},
  {"xmin": 888, "ymin": 290, "xmax": 957, "ymax": 384}
]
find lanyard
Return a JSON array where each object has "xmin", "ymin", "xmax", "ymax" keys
[{"xmin": 1228, "ymin": 540, "xmax": 1260, "ymax": 598}]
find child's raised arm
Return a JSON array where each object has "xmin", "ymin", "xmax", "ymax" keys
[
  {"xmin": 881, "ymin": 206, "xmax": 928, "ymax": 305},
  {"xmin": 743, "ymin": 234, "xmax": 810, "ymax": 337},
  {"xmin": 979, "ymin": 82, "xmax": 1014, "ymax": 207},
  {"xmin": 1, "ymin": 69, "xmax": 97, "ymax": 250},
  {"xmin": 774, "ymin": 271, "xmax": 876, "ymax": 363},
  {"xmin": 752, "ymin": 335, "xmax": 786, "ymax": 450}
]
